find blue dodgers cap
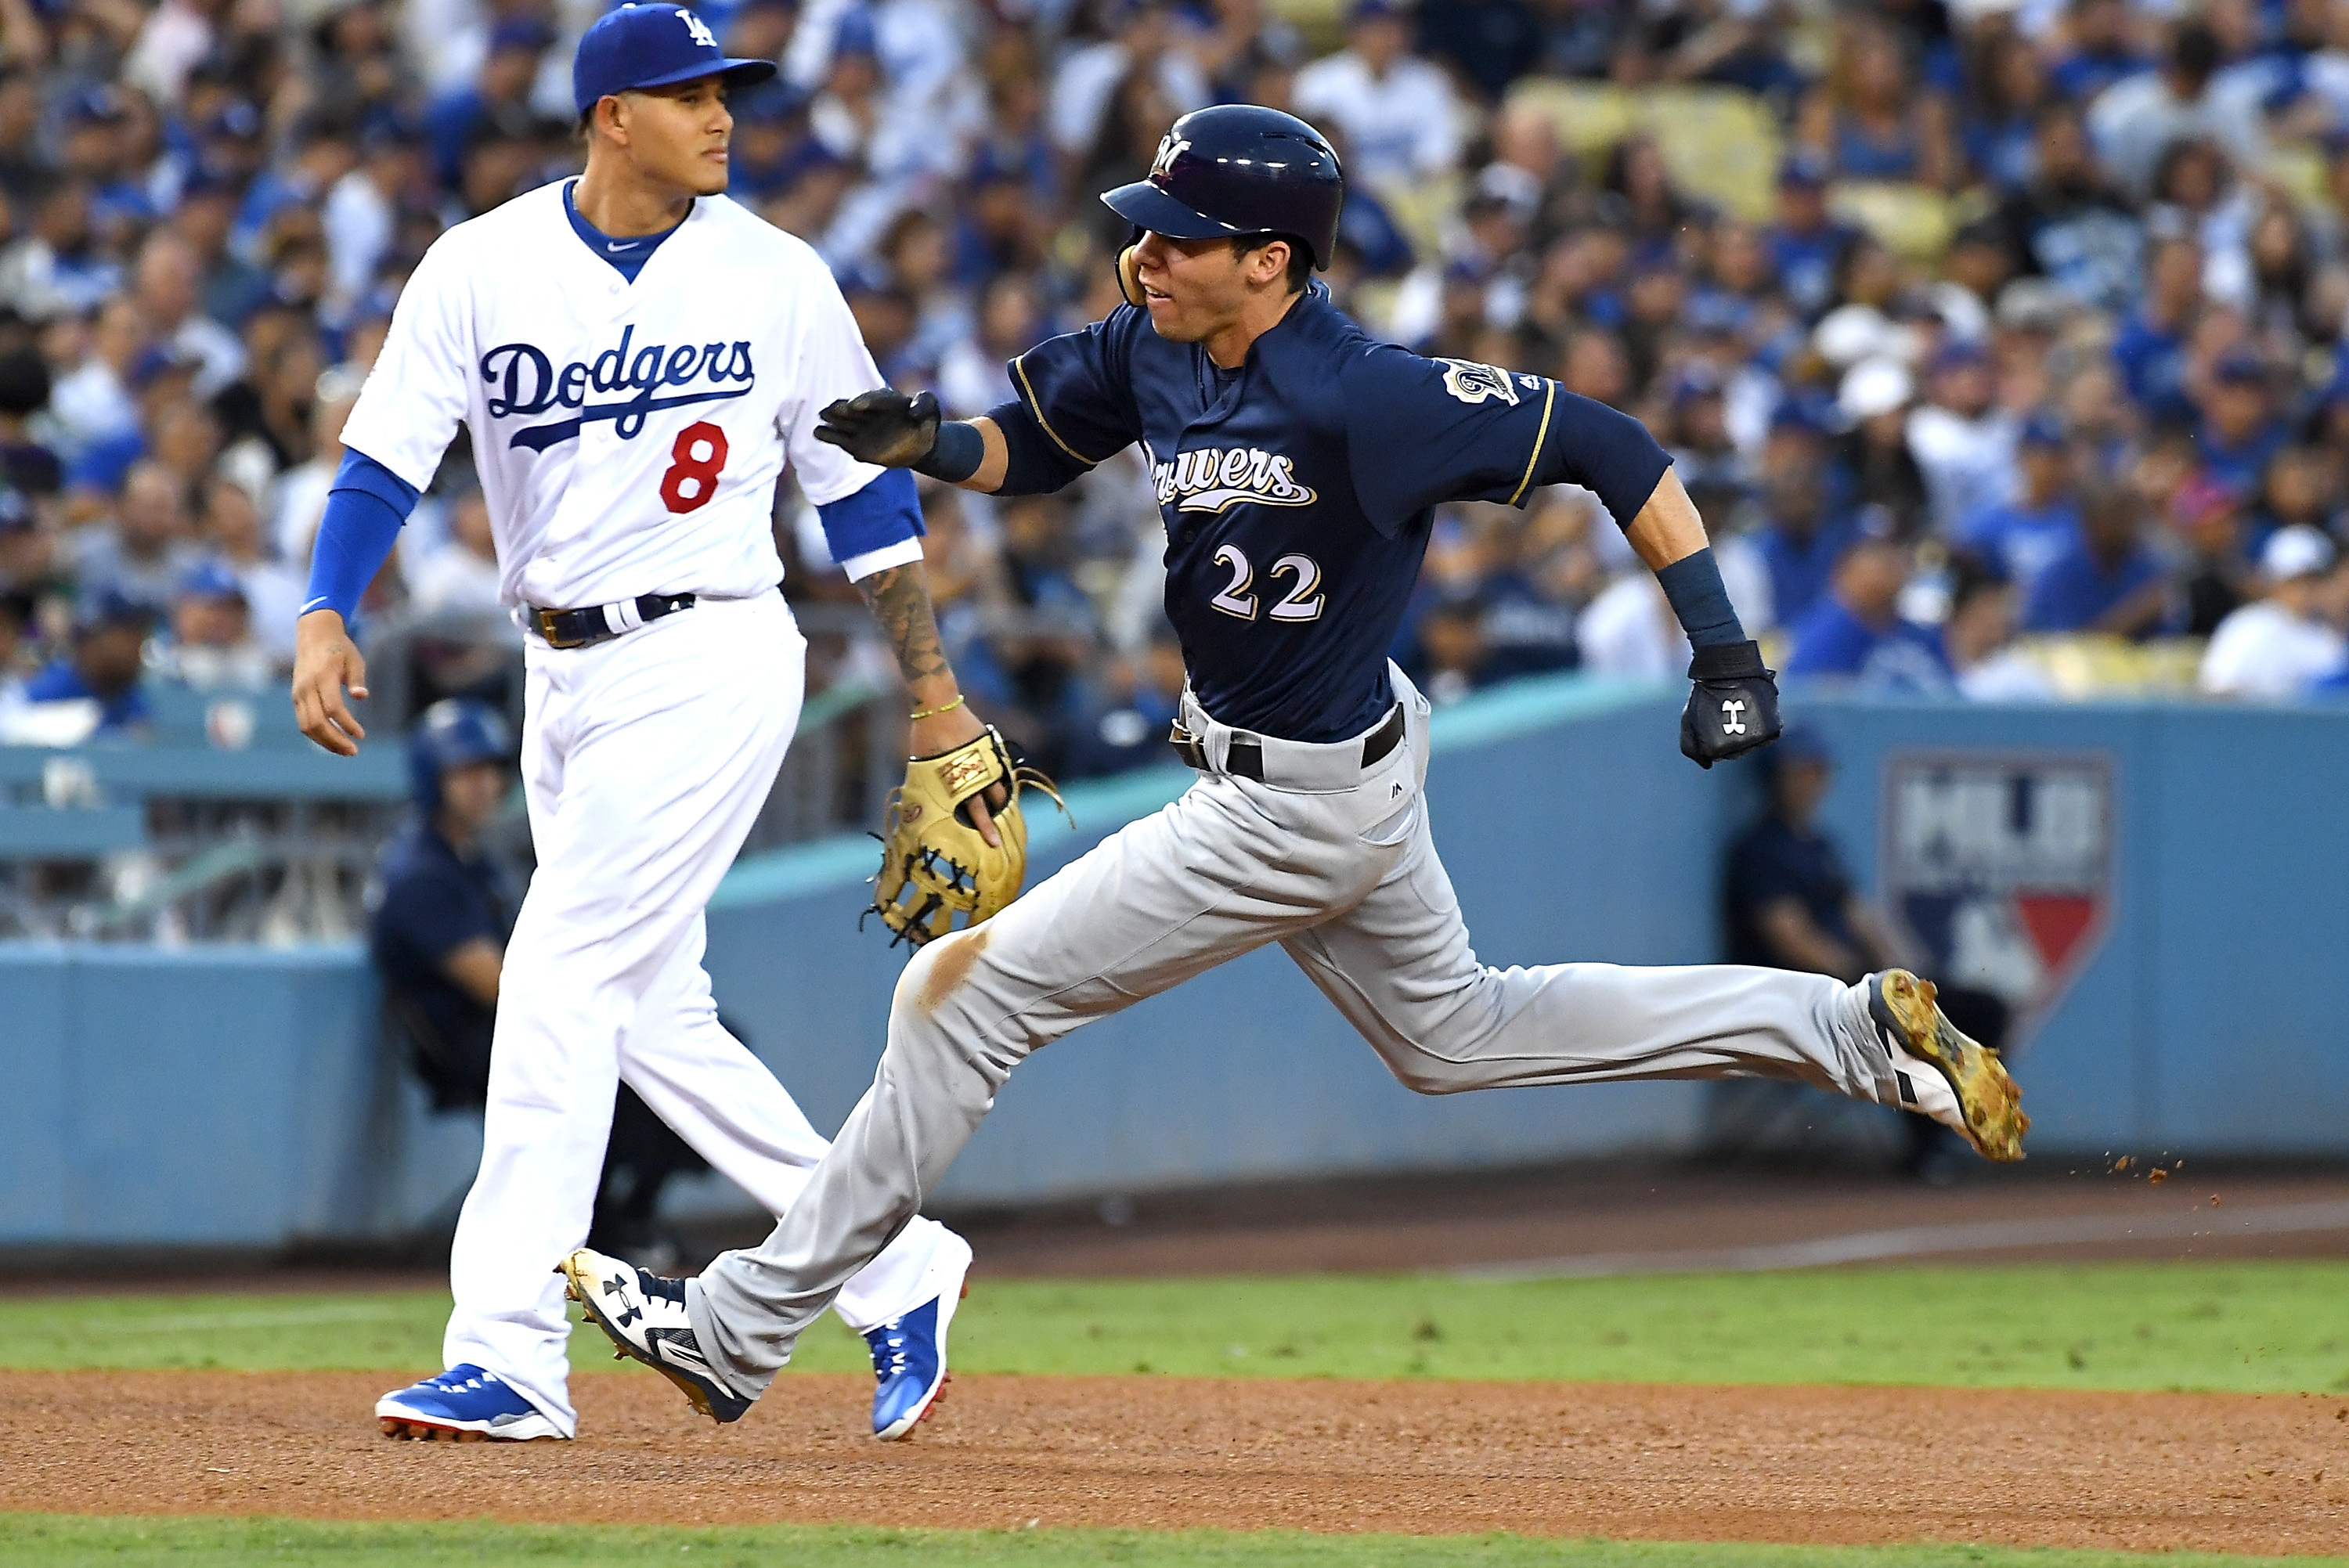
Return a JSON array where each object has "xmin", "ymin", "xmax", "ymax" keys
[
  {"xmin": 2019, "ymin": 409, "xmax": 2066, "ymax": 448},
  {"xmin": 2211, "ymin": 346, "xmax": 2269, "ymax": 385},
  {"xmin": 489, "ymin": 16, "xmax": 556, "ymax": 55},
  {"xmin": 176, "ymin": 558, "xmax": 247, "ymax": 604},
  {"xmin": 74, "ymin": 587, "xmax": 158, "ymax": 633},
  {"xmin": 1929, "ymin": 336, "xmax": 1990, "ymax": 375},
  {"xmin": 572, "ymin": 5, "xmax": 778, "ymax": 119},
  {"xmin": 1777, "ymin": 150, "xmax": 1831, "ymax": 189}
]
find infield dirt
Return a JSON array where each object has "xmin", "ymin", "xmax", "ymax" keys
[{"xmin": 4, "ymin": 1369, "xmax": 2344, "ymax": 1555}]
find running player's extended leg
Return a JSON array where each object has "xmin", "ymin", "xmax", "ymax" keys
[
  {"xmin": 684, "ymin": 752, "xmax": 1411, "ymax": 1399},
  {"xmin": 443, "ymin": 593, "xmax": 802, "ymax": 1433},
  {"xmin": 1278, "ymin": 788, "xmax": 1899, "ymax": 1107},
  {"xmin": 619, "ymin": 914, "xmax": 967, "ymax": 1333}
]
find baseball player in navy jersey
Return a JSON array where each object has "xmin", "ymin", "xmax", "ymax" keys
[
  {"xmin": 564, "ymin": 105, "xmax": 2028, "ymax": 1418},
  {"xmin": 289, "ymin": 6, "xmax": 991, "ymax": 1443}
]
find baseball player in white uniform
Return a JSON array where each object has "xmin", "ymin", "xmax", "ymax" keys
[
  {"xmin": 560, "ymin": 106, "xmax": 2030, "ymax": 1424},
  {"xmin": 290, "ymin": 5, "xmax": 986, "ymax": 1444}
]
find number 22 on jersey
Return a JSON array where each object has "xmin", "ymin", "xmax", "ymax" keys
[{"xmin": 1210, "ymin": 545, "xmax": 1324, "ymax": 623}]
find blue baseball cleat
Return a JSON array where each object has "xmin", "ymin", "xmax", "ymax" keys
[
  {"xmin": 863, "ymin": 1238, "xmax": 971, "ymax": 1441},
  {"xmin": 376, "ymin": 1364, "xmax": 565, "ymax": 1441}
]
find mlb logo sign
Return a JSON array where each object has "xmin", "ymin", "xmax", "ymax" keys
[{"xmin": 1879, "ymin": 752, "xmax": 2113, "ymax": 1032}]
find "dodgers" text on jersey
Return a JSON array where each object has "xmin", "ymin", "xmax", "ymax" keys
[{"xmin": 482, "ymin": 326, "xmax": 756, "ymax": 451}]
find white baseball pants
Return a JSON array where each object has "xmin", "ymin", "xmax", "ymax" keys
[
  {"xmin": 442, "ymin": 588, "xmax": 963, "ymax": 1435},
  {"xmin": 687, "ymin": 665, "xmax": 1900, "ymax": 1396}
]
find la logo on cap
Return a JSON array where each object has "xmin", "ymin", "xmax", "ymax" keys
[{"xmin": 677, "ymin": 8, "xmax": 717, "ymax": 48}]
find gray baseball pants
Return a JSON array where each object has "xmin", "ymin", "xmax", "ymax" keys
[{"xmin": 687, "ymin": 666, "xmax": 1900, "ymax": 1395}]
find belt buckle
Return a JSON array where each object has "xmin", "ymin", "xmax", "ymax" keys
[{"xmin": 533, "ymin": 607, "xmax": 586, "ymax": 650}]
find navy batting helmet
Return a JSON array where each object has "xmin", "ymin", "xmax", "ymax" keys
[
  {"xmin": 1101, "ymin": 104, "xmax": 1344, "ymax": 272},
  {"xmin": 408, "ymin": 698, "xmax": 511, "ymax": 813}
]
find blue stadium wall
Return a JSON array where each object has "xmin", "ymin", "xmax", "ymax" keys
[{"xmin": 2, "ymin": 678, "xmax": 2344, "ymax": 1246}]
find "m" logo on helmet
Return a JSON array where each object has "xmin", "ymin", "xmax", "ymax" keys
[{"xmin": 1149, "ymin": 135, "xmax": 1192, "ymax": 182}]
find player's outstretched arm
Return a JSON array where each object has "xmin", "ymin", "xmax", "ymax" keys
[
  {"xmin": 814, "ymin": 390, "xmax": 1009, "ymax": 492},
  {"xmin": 853, "ymin": 557, "xmax": 1007, "ymax": 843},
  {"xmin": 1622, "ymin": 470, "xmax": 1782, "ymax": 770}
]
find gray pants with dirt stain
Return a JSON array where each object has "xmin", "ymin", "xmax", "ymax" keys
[{"xmin": 687, "ymin": 668, "xmax": 1898, "ymax": 1396}]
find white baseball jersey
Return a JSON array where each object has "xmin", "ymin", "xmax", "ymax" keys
[
  {"xmin": 341, "ymin": 179, "xmax": 913, "ymax": 610},
  {"xmin": 377, "ymin": 175, "xmax": 967, "ymax": 1436}
]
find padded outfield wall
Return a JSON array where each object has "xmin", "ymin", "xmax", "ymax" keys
[{"xmin": 1, "ymin": 677, "xmax": 2343, "ymax": 1245}]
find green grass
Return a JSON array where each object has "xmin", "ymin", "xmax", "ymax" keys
[
  {"xmin": 9, "ymin": 1260, "xmax": 2349, "ymax": 1393},
  {"xmin": 3, "ymin": 1516, "xmax": 2342, "ymax": 1568}
]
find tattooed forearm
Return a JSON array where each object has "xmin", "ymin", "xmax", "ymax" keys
[{"xmin": 855, "ymin": 562, "xmax": 952, "ymax": 689}]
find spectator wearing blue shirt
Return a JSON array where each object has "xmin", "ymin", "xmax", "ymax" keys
[
  {"xmin": 723, "ymin": 82, "xmax": 814, "ymax": 202},
  {"xmin": 2110, "ymin": 235, "xmax": 2201, "ymax": 419},
  {"xmin": 1959, "ymin": 413, "xmax": 2080, "ymax": 596},
  {"xmin": 2195, "ymin": 348, "xmax": 2290, "ymax": 497},
  {"xmin": 22, "ymin": 591, "xmax": 154, "ymax": 734},
  {"xmin": 2048, "ymin": 0, "xmax": 2151, "ymax": 103},
  {"xmin": 1962, "ymin": 32, "xmax": 2049, "ymax": 191},
  {"xmin": 175, "ymin": 171, "xmax": 274, "ymax": 330},
  {"xmin": 1784, "ymin": 535, "xmax": 1950, "ymax": 683},
  {"xmin": 1665, "ymin": 363, "xmax": 1752, "ymax": 522},
  {"xmin": 2020, "ymin": 483, "xmax": 2174, "ymax": 637},
  {"xmin": 230, "ymin": 117, "xmax": 356, "ymax": 265},
  {"xmin": 423, "ymin": 19, "xmax": 556, "ymax": 193},
  {"xmin": 1765, "ymin": 153, "xmax": 1861, "ymax": 321},
  {"xmin": 1751, "ymin": 406, "xmax": 1860, "ymax": 629},
  {"xmin": 13, "ymin": 180, "xmax": 124, "ymax": 323}
]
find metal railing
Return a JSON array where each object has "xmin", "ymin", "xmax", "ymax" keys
[{"xmin": 0, "ymin": 600, "xmax": 922, "ymax": 941}]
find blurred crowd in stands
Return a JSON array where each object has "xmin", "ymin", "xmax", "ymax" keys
[{"xmin": 0, "ymin": 0, "xmax": 2347, "ymax": 774}]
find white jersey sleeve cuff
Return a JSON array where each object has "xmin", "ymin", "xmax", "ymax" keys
[{"xmin": 836, "ymin": 537, "xmax": 926, "ymax": 583}]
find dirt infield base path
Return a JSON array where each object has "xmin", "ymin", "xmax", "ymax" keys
[{"xmin": 4, "ymin": 1371, "xmax": 2345, "ymax": 1554}]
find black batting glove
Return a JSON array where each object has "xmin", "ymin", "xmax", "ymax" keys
[
  {"xmin": 1680, "ymin": 640, "xmax": 1781, "ymax": 770},
  {"xmin": 814, "ymin": 387, "xmax": 940, "ymax": 469}
]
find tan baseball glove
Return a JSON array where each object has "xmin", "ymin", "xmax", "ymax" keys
[{"xmin": 868, "ymin": 724, "xmax": 1063, "ymax": 948}]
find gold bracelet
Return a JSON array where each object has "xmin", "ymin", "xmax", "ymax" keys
[{"xmin": 908, "ymin": 693, "xmax": 965, "ymax": 722}]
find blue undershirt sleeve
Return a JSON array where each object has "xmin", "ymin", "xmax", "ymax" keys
[
  {"xmin": 302, "ymin": 447, "xmax": 420, "ymax": 622},
  {"xmin": 815, "ymin": 467, "xmax": 926, "ymax": 581}
]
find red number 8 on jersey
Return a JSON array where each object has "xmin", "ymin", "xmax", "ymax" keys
[{"xmin": 660, "ymin": 420, "xmax": 729, "ymax": 514}]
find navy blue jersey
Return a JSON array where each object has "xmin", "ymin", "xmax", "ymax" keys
[
  {"xmin": 989, "ymin": 286, "xmax": 1672, "ymax": 742},
  {"xmin": 369, "ymin": 820, "xmax": 518, "ymax": 1107}
]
